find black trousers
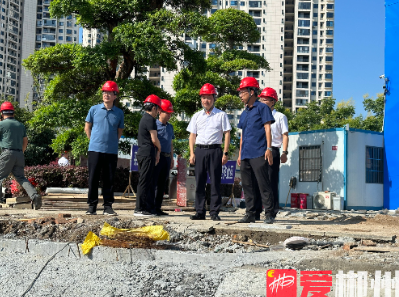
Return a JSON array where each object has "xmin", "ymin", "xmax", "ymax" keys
[
  {"xmin": 88, "ymin": 151, "xmax": 118, "ymax": 208},
  {"xmin": 241, "ymin": 156, "xmax": 274, "ymax": 216},
  {"xmin": 255, "ymin": 148, "xmax": 281, "ymax": 215},
  {"xmin": 152, "ymin": 154, "xmax": 171, "ymax": 211},
  {"xmin": 136, "ymin": 155, "xmax": 155, "ymax": 212},
  {"xmin": 194, "ymin": 146, "xmax": 223, "ymax": 216}
]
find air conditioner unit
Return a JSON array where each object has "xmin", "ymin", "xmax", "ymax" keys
[{"xmin": 313, "ymin": 192, "xmax": 336, "ymax": 210}]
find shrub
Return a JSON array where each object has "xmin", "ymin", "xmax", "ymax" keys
[{"xmin": 1, "ymin": 164, "xmax": 132, "ymax": 196}]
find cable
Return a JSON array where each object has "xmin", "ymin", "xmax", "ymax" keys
[{"xmin": 21, "ymin": 243, "xmax": 70, "ymax": 297}]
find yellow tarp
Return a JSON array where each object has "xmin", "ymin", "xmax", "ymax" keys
[
  {"xmin": 81, "ymin": 231, "xmax": 100, "ymax": 255},
  {"xmin": 100, "ymin": 222, "xmax": 170, "ymax": 241},
  {"xmin": 81, "ymin": 222, "xmax": 170, "ymax": 255}
]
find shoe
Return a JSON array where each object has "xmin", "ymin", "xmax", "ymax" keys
[
  {"xmin": 31, "ymin": 194, "xmax": 42, "ymax": 210},
  {"xmin": 86, "ymin": 205, "xmax": 97, "ymax": 215},
  {"xmin": 190, "ymin": 213, "xmax": 206, "ymax": 220},
  {"xmin": 134, "ymin": 210, "xmax": 155, "ymax": 217},
  {"xmin": 0, "ymin": 198, "xmax": 6, "ymax": 204},
  {"xmin": 238, "ymin": 214, "xmax": 255, "ymax": 223},
  {"xmin": 255, "ymin": 213, "xmax": 261, "ymax": 221},
  {"xmin": 264, "ymin": 213, "xmax": 274, "ymax": 224},
  {"xmin": 103, "ymin": 208, "xmax": 118, "ymax": 216},
  {"xmin": 211, "ymin": 215, "xmax": 221, "ymax": 221},
  {"xmin": 156, "ymin": 210, "xmax": 169, "ymax": 216},
  {"xmin": 163, "ymin": 194, "xmax": 170, "ymax": 199}
]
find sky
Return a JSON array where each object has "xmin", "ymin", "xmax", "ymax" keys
[{"xmin": 333, "ymin": 0, "xmax": 385, "ymax": 116}]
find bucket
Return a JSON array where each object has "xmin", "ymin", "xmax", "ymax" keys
[
  {"xmin": 291, "ymin": 193, "xmax": 299, "ymax": 208},
  {"xmin": 333, "ymin": 196, "xmax": 344, "ymax": 210},
  {"xmin": 299, "ymin": 193, "xmax": 308, "ymax": 209}
]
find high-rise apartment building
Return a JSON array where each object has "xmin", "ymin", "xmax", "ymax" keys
[
  {"xmin": 19, "ymin": 0, "xmax": 79, "ymax": 108},
  {"xmin": 160, "ymin": 0, "xmax": 335, "ymax": 112},
  {"xmin": 0, "ymin": 0, "xmax": 23, "ymax": 102},
  {"xmin": 82, "ymin": 28, "xmax": 104, "ymax": 47}
]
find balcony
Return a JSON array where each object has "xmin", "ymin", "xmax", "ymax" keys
[
  {"xmin": 8, "ymin": 27, "xmax": 19, "ymax": 36},
  {"xmin": 248, "ymin": 1, "xmax": 262, "ymax": 8},
  {"xmin": 296, "ymin": 99, "xmax": 308, "ymax": 106},
  {"xmin": 296, "ymin": 90, "xmax": 309, "ymax": 98},
  {"xmin": 43, "ymin": 20, "xmax": 56, "ymax": 27},
  {"xmin": 42, "ymin": 34, "xmax": 56, "ymax": 41}
]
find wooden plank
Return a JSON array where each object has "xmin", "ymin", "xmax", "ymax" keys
[
  {"xmin": 12, "ymin": 203, "xmax": 32, "ymax": 209},
  {"xmin": 6, "ymin": 197, "xmax": 31, "ymax": 204},
  {"xmin": 352, "ymin": 246, "xmax": 399, "ymax": 253}
]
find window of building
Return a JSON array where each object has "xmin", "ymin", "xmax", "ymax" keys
[
  {"xmin": 66, "ymin": 29, "xmax": 72, "ymax": 34},
  {"xmin": 327, "ymin": 12, "xmax": 334, "ymax": 18},
  {"xmin": 311, "ymin": 73, "xmax": 316, "ymax": 78},
  {"xmin": 366, "ymin": 146, "xmax": 384, "ymax": 184},
  {"xmin": 312, "ymin": 82, "xmax": 316, "ymax": 87},
  {"xmin": 313, "ymin": 4, "xmax": 318, "ymax": 8},
  {"xmin": 326, "ymin": 56, "xmax": 333, "ymax": 62},
  {"xmin": 326, "ymin": 30, "xmax": 333, "ymax": 35},
  {"xmin": 312, "ymin": 48, "xmax": 317, "ymax": 52},
  {"xmin": 59, "ymin": 29, "xmax": 63, "ymax": 33},
  {"xmin": 298, "ymin": 29, "xmax": 310, "ymax": 36},
  {"xmin": 324, "ymin": 91, "xmax": 332, "ymax": 96},
  {"xmin": 59, "ymin": 22, "xmax": 64, "ymax": 26},
  {"xmin": 299, "ymin": 146, "xmax": 322, "ymax": 182},
  {"xmin": 297, "ymin": 73, "xmax": 309, "ymax": 79},
  {"xmin": 298, "ymin": 20, "xmax": 310, "ymax": 27},
  {"xmin": 312, "ymin": 65, "xmax": 316, "ymax": 70},
  {"xmin": 313, "ymin": 21, "xmax": 318, "ymax": 26},
  {"xmin": 66, "ymin": 36, "xmax": 72, "ymax": 41},
  {"xmin": 311, "ymin": 91, "xmax": 316, "ymax": 95},
  {"xmin": 326, "ymin": 65, "xmax": 333, "ymax": 70},
  {"xmin": 327, "ymin": 4, "xmax": 334, "ymax": 9},
  {"xmin": 326, "ymin": 48, "xmax": 333, "ymax": 53},
  {"xmin": 326, "ymin": 39, "xmax": 333, "ymax": 44},
  {"xmin": 325, "ymin": 73, "xmax": 332, "ymax": 79},
  {"xmin": 58, "ymin": 36, "xmax": 63, "ymax": 40},
  {"xmin": 240, "ymin": 1, "xmax": 245, "ymax": 5},
  {"xmin": 325, "ymin": 82, "xmax": 332, "ymax": 88},
  {"xmin": 312, "ymin": 30, "xmax": 318, "ymax": 35},
  {"xmin": 313, "ymin": 13, "xmax": 318, "ymax": 17},
  {"xmin": 312, "ymin": 39, "xmax": 317, "ymax": 44},
  {"xmin": 327, "ymin": 21, "xmax": 334, "ymax": 27},
  {"xmin": 298, "ymin": 2, "xmax": 311, "ymax": 9},
  {"xmin": 312, "ymin": 56, "xmax": 317, "ymax": 61}
]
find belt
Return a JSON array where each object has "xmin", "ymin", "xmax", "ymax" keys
[
  {"xmin": 160, "ymin": 152, "xmax": 171, "ymax": 157},
  {"xmin": 197, "ymin": 144, "xmax": 221, "ymax": 149},
  {"xmin": 271, "ymin": 147, "xmax": 280, "ymax": 150},
  {"xmin": 1, "ymin": 148, "xmax": 22, "ymax": 152}
]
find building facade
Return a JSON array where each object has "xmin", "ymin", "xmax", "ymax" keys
[
  {"xmin": 160, "ymin": 0, "xmax": 335, "ymax": 112},
  {"xmin": 19, "ymin": 0, "xmax": 79, "ymax": 109},
  {"xmin": 82, "ymin": 28, "xmax": 104, "ymax": 47}
]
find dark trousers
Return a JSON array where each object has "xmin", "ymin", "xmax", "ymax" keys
[
  {"xmin": 241, "ymin": 156, "xmax": 274, "ymax": 216},
  {"xmin": 88, "ymin": 151, "xmax": 118, "ymax": 208},
  {"xmin": 255, "ymin": 148, "xmax": 281, "ymax": 215},
  {"xmin": 153, "ymin": 154, "xmax": 171, "ymax": 211},
  {"xmin": 194, "ymin": 146, "xmax": 223, "ymax": 216},
  {"xmin": 136, "ymin": 155, "xmax": 155, "ymax": 212}
]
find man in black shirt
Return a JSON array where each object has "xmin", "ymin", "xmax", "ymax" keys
[{"xmin": 134, "ymin": 95, "xmax": 162, "ymax": 217}]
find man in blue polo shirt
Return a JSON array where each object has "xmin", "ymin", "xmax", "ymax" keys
[
  {"xmin": 152, "ymin": 99, "xmax": 175, "ymax": 216},
  {"xmin": 236, "ymin": 77, "xmax": 275, "ymax": 224},
  {"xmin": 84, "ymin": 81, "xmax": 124, "ymax": 216}
]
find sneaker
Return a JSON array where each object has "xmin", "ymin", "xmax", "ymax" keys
[
  {"xmin": 0, "ymin": 198, "xmax": 6, "ymax": 204},
  {"xmin": 156, "ymin": 210, "xmax": 169, "ymax": 216},
  {"xmin": 211, "ymin": 215, "xmax": 221, "ymax": 221},
  {"xmin": 31, "ymin": 194, "xmax": 42, "ymax": 210},
  {"xmin": 134, "ymin": 211, "xmax": 155, "ymax": 217},
  {"xmin": 163, "ymin": 194, "xmax": 170, "ymax": 199},
  {"xmin": 86, "ymin": 205, "xmax": 97, "ymax": 215},
  {"xmin": 190, "ymin": 213, "xmax": 206, "ymax": 220},
  {"xmin": 237, "ymin": 214, "xmax": 255, "ymax": 223},
  {"xmin": 103, "ymin": 208, "xmax": 118, "ymax": 216},
  {"xmin": 264, "ymin": 213, "xmax": 274, "ymax": 224}
]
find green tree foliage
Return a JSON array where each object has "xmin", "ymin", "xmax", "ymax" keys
[
  {"xmin": 22, "ymin": 0, "xmax": 211, "ymax": 159},
  {"xmin": 362, "ymin": 93, "xmax": 384, "ymax": 132}
]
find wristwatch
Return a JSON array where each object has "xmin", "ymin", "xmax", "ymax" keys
[
  {"xmin": 282, "ymin": 151, "xmax": 288, "ymax": 155},
  {"xmin": 224, "ymin": 152, "xmax": 229, "ymax": 156},
  {"xmin": 267, "ymin": 147, "xmax": 273, "ymax": 152}
]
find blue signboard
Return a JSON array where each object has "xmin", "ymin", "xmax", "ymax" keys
[
  {"xmin": 207, "ymin": 160, "xmax": 236, "ymax": 184},
  {"xmin": 130, "ymin": 145, "xmax": 139, "ymax": 172}
]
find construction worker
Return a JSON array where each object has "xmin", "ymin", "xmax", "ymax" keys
[
  {"xmin": 134, "ymin": 95, "xmax": 162, "ymax": 217},
  {"xmin": 152, "ymin": 99, "xmax": 175, "ymax": 216},
  {"xmin": 236, "ymin": 77, "xmax": 275, "ymax": 224},
  {"xmin": 84, "ymin": 81, "xmax": 124, "ymax": 216},
  {"xmin": 259, "ymin": 87, "xmax": 289, "ymax": 217},
  {"xmin": 0, "ymin": 101, "xmax": 42, "ymax": 209},
  {"xmin": 187, "ymin": 83, "xmax": 231, "ymax": 221}
]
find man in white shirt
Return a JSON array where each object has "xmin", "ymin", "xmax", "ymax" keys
[
  {"xmin": 58, "ymin": 151, "xmax": 70, "ymax": 166},
  {"xmin": 187, "ymin": 83, "xmax": 231, "ymax": 221},
  {"xmin": 259, "ymin": 87, "xmax": 289, "ymax": 217}
]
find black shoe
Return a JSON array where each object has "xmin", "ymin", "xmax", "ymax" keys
[
  {"xmin": 0, "ymin": 198, "xmax": 6, "ymax": 204},
  {"xmin": 190, "ymin": 213, "xmax": 206, "ymax": 220},
  {"xmin": 211, "ymin": 215, "xmax": 221, "ymax": 221},
  {"xmin": 32, "ymin": 194, "xmax": 42, "ymax": 210},
  {"xmin": 86, "ymin": 206, "xmax": 97, "ymax": 215},
  {"xmin": 264, "ymin": 213, "xmax": 274, "ymax": 224},
  {"xmin": 255, "ymin": 213, "xmax": 261, "ymax": 221},
  {"xmin": 103, "ymin": 208, "xmax": 118, "ymax": 216},
  {"xmin": 134, "ymin": 210, "xmax": 155, "ymax": 217},
  {"xmin": 238, "ymin": 214, "xmax": 255, "ymax": 223},
  {"xmin": 156, "ymin": 210, "xmax": 169, "ymax": 216}
]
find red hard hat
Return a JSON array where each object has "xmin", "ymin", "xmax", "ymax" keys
[
  {"xmin": 0, "ymin": 101, "xmax": 15, "ymax": 112},
  {"xmin": 144, "ymin": 94, "xmax": 162, "ymax": 107},
  {"xmin": 199, "ymin": 83, "xmax": 217, "ymax": 95},
  {"xmin": 259, "ymin": 87, "xmax": 278, "ymax": 101},
  {"xmin": 160, "ymin": 99, "xmax": 174, "ymax": 113},
  {"xmin": 237, "ymin": 77, "xmax": 259, "ymax": 90},
  {"xmin": 102, "ymin": 81, "xmax": 119, "ymax": 93}
]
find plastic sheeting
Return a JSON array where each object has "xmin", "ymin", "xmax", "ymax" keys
[{"xmin": 384, "ymin": 1, "xmax": 399, "ymax": 209}]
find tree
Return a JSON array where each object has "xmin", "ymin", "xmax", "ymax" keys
[
  {"xmin": 362, "ymin": 93, "xmax": 384, "ymax": 132},
  {"xmin": 22, "ymin": 0, "xmax": 212, "ymax": 159}
]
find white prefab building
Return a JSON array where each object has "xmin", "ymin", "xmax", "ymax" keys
[{"xmin": 279, "ymin": 127, "xmax": 384, "ymax": 210}]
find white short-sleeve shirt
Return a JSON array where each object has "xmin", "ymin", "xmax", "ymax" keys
[
  {"xmin": 187, "ymin": 107, "xmax": 232, "ymax": 145},
  {"xmin": 271, "ymin": 109, "xmax": 289, "ymax": 148}
]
